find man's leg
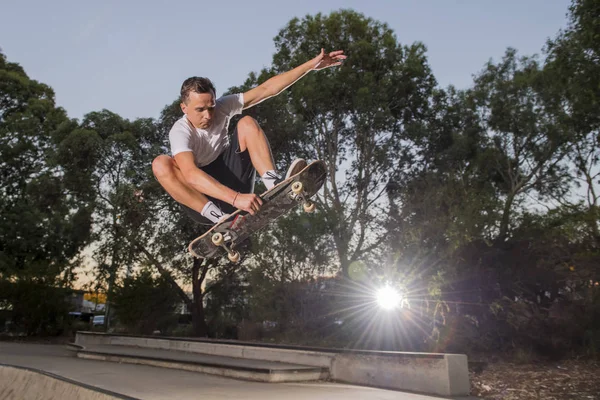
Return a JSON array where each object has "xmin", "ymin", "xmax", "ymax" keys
[
  {"xmin": 151, "ymin": 155, "xmax": 209, "ymax": 214},
  {"xmin": 236, "ymin": 116, "xmax": 276, "ymax": 176},
  {"xmin": 235, "ymin": 116, "xmax": 306, "ymax": 185}
]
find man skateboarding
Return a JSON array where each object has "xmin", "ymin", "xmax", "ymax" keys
[{"xmin": 152, "ymin": 48, "xmax": 346, "ymax": 225}]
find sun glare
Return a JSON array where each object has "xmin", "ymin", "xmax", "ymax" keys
[{"xmin": 376, "ymin": 286, "xmax": 402, "ymax": 310}]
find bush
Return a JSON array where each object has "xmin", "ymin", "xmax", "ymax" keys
[
  {"xmin": 0, "ymin": 280, "xmax": 71, "ymax": 336},
  {"xmin": 110, "ymin": 269, "xmax": 181, "ymax": 335}
]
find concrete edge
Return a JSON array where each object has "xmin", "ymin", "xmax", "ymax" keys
[
  {"xmin": 77, "ymin": 348, "xmax": 326, "ymax": 374},
  {"xmin": 75, "ymin": 331, "xmax": 451, "ymax": 359},
  {"xmin": 77, "ymin": 352, "xmax": 328, "ymax": 383},
  {"xmin": 66, "ymin": 343, "xmax": 84, "ymax": 351},
  {"xmin": 0, "ymin": 363, "xmax": 140, "ymax": 400},
  {"xmin": 445, "ymin": 354, "xmax": 470, "ymax": 396}
]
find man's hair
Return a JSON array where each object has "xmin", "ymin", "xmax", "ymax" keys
[{"xmin": 180, "ymin": 77, "xmax": 216, "ymax": 104}]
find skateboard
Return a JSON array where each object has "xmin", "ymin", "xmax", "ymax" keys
[{"xmin": 188, "ymin": 160, "xmax": 327, "ymax": 262}]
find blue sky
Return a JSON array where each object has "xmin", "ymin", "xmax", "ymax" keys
[{"xmin": 1, "ymin": 0, "xmax": 571, "ymax": 122}]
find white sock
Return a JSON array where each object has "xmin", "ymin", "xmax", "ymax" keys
[
  {"xmin": 201, "ymin": 201, "xmax": 227, "ymax": 223},
  {"xmin": 261, "ymin": 170, "xmax": 282, "ymax": 190}
]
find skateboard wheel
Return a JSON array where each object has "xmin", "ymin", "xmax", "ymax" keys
[
  {"xmin": 212, "ymin": 232, "xmax": 224, "ymax": 246},
  {"xmin": 228, "ymin": 251, "xmax": 240, "ymax": 263},
  {"xmin": 292, "ymin": 181, "xmax": 303, "ymax": 194},
  {"xmin": 303, "ymin": 201, "xmax": 316, "ymax": 213}
]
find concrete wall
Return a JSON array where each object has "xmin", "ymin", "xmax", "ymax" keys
[{"xmin": 75, "ymin": 332, "xmax": 470, "ymax": 396}]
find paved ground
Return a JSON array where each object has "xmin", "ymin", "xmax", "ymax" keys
[{"xmin": 0, "ymin": 342, "xmax": 462, "ymax": 400}]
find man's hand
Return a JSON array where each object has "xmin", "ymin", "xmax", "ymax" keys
[
  {"xmin": 312, "ymin": 48, "xmax": 347, "ymax": 71},
  {"xmin": 233, "ymin": 193, "xmax": 263, "ymax": 215}
]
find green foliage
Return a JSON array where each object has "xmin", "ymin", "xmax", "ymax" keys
[
  {"xmin": 229, "ymin": 9, "xmax": 438, "ymax": 277},
  {"xmin": 545, "ymin": 0, "xmax": 600, "ymax": 131},
  {"xmin": 66, "ymin": 108, "xmax": 194, "ymax": 331},
  {"xmin": 244, "ymin": 274, "xmax": 344, "ymax": 345},
  {"xmin": 0, "ymin": 52, "xmax": 93, "ymax": 282},
  {"xmin": 470, "ymin": 49, "xmax": 573, "ymax": 241},
  {"xmin": 204, "ymin": 264, "xmax": 249, "ymax": 338},
  {"xmin": 218, "ymin": 6, "xmax": 600, "ymax": 358},
  {"xmin": 1, "ymin": 2, "xmax": 598, "ymax": 361},
  {"xmin": 0, "ymin": 280, "xmax": 71, "ymax": 336},
  {"xmin": 544, "ymin": 0, "xmax": 600, "ymax": 244},
  {"xmin": 111, "ymin": 269, "xmax": 181, "ymax": 335},
  {"xmin": 250, "ymin": 209, "xmax": 334, "ymax": 279},
  {"xmin": 0, "ymin": 51, "xmax": 93, "ymax": 336}
]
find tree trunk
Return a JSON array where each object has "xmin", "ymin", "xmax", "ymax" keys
[
  {"xmin": 339, "ymin": 250, "xmax": 350, "ymax": 278},
  {"xmin": 105, "ymin": 223, "xmax": 120, "ymax": 332},
  {"xmin": 191, "ymin": 257, "xmax": 209, "ymax": 337},
  {"xmin": 589, "ymin": 205, "xmax": 600, "ymax": 247},
  {"xmin": 497, "ymin": 193, "xmax": 516, "ymax": 243}
]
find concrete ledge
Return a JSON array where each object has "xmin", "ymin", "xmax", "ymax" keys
[
  {"xmin": 0, "ymin": 363, "xmax": 138, "ymax": 400},
  {"xmin": 75, "ymin": 332, "xmax": 470, "ymax": 396},
  {"xmin": 77, "ymin": 350, "xmax": 326, "ymax": 383},
  {"xmin": 331, "ymin": 352, "xmax": 469, "ymax": 395}
]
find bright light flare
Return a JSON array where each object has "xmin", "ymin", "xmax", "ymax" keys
[{"xmin": 376, "ymin": 286, "xmax": 402, "ymax": 310}]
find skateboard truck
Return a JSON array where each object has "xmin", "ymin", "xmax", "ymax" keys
[
  {"xmin": 290, "ymin": 181, "xmax": 316, "ymax": 213},
  {"xmin": 211, "ymin": 232, "xmax": 240, "ymax": 263},
  {"xmin": 208, "ymin": 182, "xmax": 314, "ymax": 264}
]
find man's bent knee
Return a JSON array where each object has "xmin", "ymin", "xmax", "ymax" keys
[
  {"xmin": 236, "ymin": 116, "xmax": 263, "ymax": 152},
  {"xmin": 152, "ymin": 155, "xmax": 174, "ymax": 179},
  {"xmin": 237, "ymin": 116, "xmax": 260, "ymax": 134}
]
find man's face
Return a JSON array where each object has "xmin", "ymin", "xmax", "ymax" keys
[{"xmin": 181, "ymin": 91, "xmax": 216, "ymax": 129}]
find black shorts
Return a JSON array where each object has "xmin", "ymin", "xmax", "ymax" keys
[{"xmin": 182, "ymin": 126, "xmax": 256, "ymax": 224}]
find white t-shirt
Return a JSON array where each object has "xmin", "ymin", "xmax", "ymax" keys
[{"xmin": 169, "ymin": 93, "xmax": 244, "ymax": 167}]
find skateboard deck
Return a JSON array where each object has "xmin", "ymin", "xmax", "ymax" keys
[{"xmin": 188, "ymin": 160, "xmax": 327, "ymax": 261}]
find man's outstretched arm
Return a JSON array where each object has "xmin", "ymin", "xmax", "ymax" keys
[{"xmin": 242, "ymin": 48, "xmax": 346, "ymax": 109}]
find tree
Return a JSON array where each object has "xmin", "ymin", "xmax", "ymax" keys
[
  {"xmin": 470, "ymin": 49, "xmax": 573, "ymax": 242},
  {"xmin": 111, "ymin": 268, "xmax": 181, "ymax": 335},
  {"xmin": 61, "ymin": 110, "xmax": 169, "ymax": 329},
  {"xmin": 230, "ymin": 10, "xmax": 437, "ymax": 276},
  {"xmin": 544, "ymin": 0, "xmax": 600, "ymax": 244},
  {"xmin": 203, "ymin": 263, "xmax": 250, "ymax": 339},
  {"xmin": 250, "ymin": 209, "xmax": 334, "ymax": 281},
  {"xmin": 0, "ymin": 51, "xmax": 93, "ymax": 334},
  {"xmin": 386, "ymin": 86, "xmax": 497, "ymax": 267}
]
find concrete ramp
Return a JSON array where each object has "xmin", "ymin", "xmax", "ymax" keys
[{"xmin": 0, "ymin": 364, "xmax": 138, "ymax": 400}]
